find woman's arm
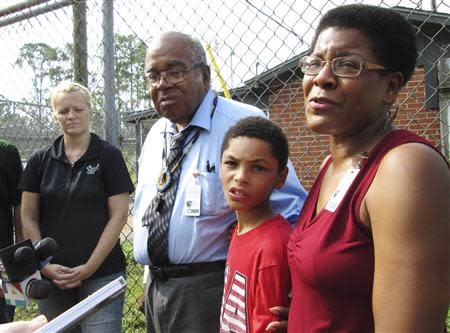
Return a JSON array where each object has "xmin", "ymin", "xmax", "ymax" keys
[
  {"xmin": 57, "ymin": 192, "xmax": 130, "ymax": 289},
  {"xmin": 366, "ymin": 143, "xmax": 449, "ymax": 332},
  {"xmin": 21, "ymin": 191, "xmax": 42, "ymax": 241},
  {"xmin": 21, "ymin": 191, "xmax": 75, "ymax": 283}
]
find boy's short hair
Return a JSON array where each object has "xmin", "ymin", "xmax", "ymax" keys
[
  {"xmin": 311, "ymin": 4, "xmax": 417, "ymax": 86},
  {"xmin": 50, "ymin": 81, "xmax": 92, "ymax": 112},
  {"xmin": 221, "ymin": 116, "xmax": 289, "ymax": 171}
]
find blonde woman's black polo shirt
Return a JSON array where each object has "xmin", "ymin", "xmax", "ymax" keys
[{"xmin": 19, "ymin": 134, "xmax": 134, "ymax": 279}]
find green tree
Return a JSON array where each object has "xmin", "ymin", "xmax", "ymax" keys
[
  {"xmin": 114, "ymin": 34, "xmax": 149, "ymax": 112},
  {"xmin": 15, "ymin": 42, "xmax": 72, "ymax": 138},
  {"xmin": 0, "ymin": 97, "xmax": 27, "ymax": 130},
  {"xmin": 15, "ymin": 42, "xmax": 72, "ymax": 105},
  {"xmin": 88, "ymin": 34, "xmax": 150, "ymax": 138}
]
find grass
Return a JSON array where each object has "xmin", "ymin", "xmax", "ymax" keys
[
  {"xmin": 448, "ymin": 309, "xmax": 450, "ymax": 331},
  {"xmin": 122, "ymin": 240, "xmax": 146, "ymax": 332}
]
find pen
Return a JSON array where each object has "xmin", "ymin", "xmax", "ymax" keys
[{"xmin": 206, "ymin": 160, "xmax": 215, "ymax": 173}]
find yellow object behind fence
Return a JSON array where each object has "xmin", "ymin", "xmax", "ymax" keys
[{"xmin": 205, "ymin": 43, "xmax": 231, "ymax": 99}]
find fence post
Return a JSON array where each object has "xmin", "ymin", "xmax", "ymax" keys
[
  {"xmin": 102, "ymin": 0, "xmax": 118, "ymax": 146},
  {"xmin": 73, "ymin": 0, "xmax": 88, "ymax": 87},
  {"xmin": 438, "ymin": 58, "xmax": 450, "ymax": 157}
]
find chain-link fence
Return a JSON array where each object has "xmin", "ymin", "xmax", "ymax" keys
[{"xmin": 0, "ymin": 0, "xmax": 449, "ymax": 331}]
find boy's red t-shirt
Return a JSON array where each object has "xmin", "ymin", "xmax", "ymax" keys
[{"xmin": 220, "ymin": 215, "xmax": 292, "ymax": 333}]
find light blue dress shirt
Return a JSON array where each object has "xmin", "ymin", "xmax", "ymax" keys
[{"xmin": 133, "ymin": 89, "xmax": 307, "ymax": 265}]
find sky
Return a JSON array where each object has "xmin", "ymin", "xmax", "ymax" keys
[{"xmin": 0, "ymin": 0, "xmax": 448, "ymax": 103}]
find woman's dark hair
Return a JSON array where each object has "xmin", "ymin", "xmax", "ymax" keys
[
  {"xmin": 221, "ymin": 116, "xmax": 289, "ymax": 172},
  {"xmin": 311, "ymin": 4, "xmax": 417, "ymax": 85}
]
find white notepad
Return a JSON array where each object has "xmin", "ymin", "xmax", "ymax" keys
[{"xmin": 35, "ymin": 276, "xmax": 127, "ymax": 333}]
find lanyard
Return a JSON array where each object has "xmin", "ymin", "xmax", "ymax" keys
[{"xmin": 157, "ymin": 94, "xmax": 218, "ymax": 193}]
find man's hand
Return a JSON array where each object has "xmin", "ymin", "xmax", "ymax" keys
[
  {"xmin": 138, "ymin": 291, "xmax": 146, "ymax": 314},
  {"xmin": 265, "ymin": 306, "xmax": 289, "ymax": 332}
]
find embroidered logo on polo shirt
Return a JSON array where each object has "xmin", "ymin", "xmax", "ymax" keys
[{"xmin": 86, "ymin": 163, "xmax": 99, "ymax": 175}]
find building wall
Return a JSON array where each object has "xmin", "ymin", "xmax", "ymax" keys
[{"xmin": 268, "ymin": 66, "xmax": 442, "ymax": 190}]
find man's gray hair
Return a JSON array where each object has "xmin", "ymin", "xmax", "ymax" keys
[
  {"xmin": 152, "ymin": 32, "xmax": 207, "ymax": 66},
  {"xmin": 189, "ymin": 36, "xmax": 207, "ymax": 66}
]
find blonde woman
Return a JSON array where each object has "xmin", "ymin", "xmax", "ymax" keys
[{"xmin": 20, "ymin": 82, "xmax": 134, "ymax": 333}]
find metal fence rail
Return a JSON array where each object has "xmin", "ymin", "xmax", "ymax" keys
[{"xmin": 0, "ymin": 0, "xmax": 449, "ymax": 331}]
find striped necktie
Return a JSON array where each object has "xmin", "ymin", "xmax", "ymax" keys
[{"xmin": 142, "ymin": 125, "xmax": 194, "ymax": 265}]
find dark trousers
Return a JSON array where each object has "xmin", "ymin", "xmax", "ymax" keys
[
  {"xmin": 0, "ymin": 297, "xmax": 14, "ymax": 324},
  {"xmin": 146, "ymin": 270, "xmax": 224, "ymax": 333}
]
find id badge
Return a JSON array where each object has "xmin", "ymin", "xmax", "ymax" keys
[
  {"xmin": 324, "ymin": 167, "xmax": 359, "ymax": 213},
  {"xmin": 185, "ymin": 171, "xmax": 201, "ymax": 216}
]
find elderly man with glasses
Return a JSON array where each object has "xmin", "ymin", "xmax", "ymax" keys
[{"xmin": 133, "ymin": 31, "xmax": 307, "ymax": 333}]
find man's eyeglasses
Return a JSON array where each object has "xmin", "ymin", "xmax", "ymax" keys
[
  {"xmin": 144, "ymin": 63, "xmax": 203, "ymax": 87},
  {"xmin": 299, "ymin": 55, "xmax": 386, "ymax": 78}
]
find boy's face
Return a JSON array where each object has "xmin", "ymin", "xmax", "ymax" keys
[{"xmin": 220, "ymin": 136, "xmax": 288, "ymax": 212}]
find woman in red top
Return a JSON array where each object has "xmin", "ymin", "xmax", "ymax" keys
[{"xmin": 268, "ymin": 4, "xmax": 449, "ymax": 333}]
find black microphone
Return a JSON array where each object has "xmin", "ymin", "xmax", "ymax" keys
[
  {"xmin": 13, "ymin": 245, "xmax": 35, "ymax": 265},
  {"xmin": 34, "ymin": 237, "xmax": 58, "ymax": 262},
  {"xmin": 1, "ymin": 239, "xmax": 39, "ymax": 282},
  {"xmin": 25, "ymin": 279, "xmax": 51, "ymax": 299},
  {"xmin": 0, "ymin": 238, "xmax": 58, "ymax": 306}
]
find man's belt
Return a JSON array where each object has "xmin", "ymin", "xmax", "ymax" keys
[{"xmin": 150, "ymin": 261, "xmax": 225, "ymax": 281}]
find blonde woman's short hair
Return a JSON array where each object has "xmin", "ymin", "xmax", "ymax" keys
[{"xmin": 50, "ymin": 81, "xmax": 92, "ymax": 112}]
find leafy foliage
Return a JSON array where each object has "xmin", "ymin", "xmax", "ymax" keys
[{"xmin": 15, "ymin": 42, "xmax": 72, "ymax": 105}]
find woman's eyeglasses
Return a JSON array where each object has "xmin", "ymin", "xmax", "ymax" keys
[{"xmin": 299, "ymin": 55, "xmax": 386, "ymax": 78}]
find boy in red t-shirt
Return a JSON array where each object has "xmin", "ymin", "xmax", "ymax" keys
[{"xmin": 219, "ymin": 116, "xmax": 292, "ymax": 333}]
